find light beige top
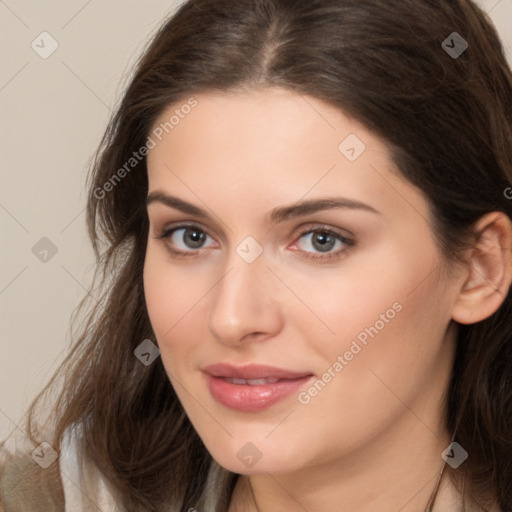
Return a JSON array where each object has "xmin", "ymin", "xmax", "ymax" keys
[{"xmin": 0, "ymin": 426, "xmax": 123, "ymax": 511}]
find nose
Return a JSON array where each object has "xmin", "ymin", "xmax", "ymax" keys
[{"xmin": 207, "ymin": 252, "xmax": 284, "ymax": 347}]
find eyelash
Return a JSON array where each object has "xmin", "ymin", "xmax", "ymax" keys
[{"xmin": 154, "ymin": 222, "xmax": 354, "ymax": 262}]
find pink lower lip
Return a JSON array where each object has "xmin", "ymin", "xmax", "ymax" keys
[{"xmin": 205, "ymin": 374, "xmax": 314, "ymax": 412}]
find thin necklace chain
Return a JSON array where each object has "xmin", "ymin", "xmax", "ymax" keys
[
  {"xmin": 424, "ymin": 460, "xmax": 448, "ymax": 512},
  {"xmin": 247, "ymin": 460, "xmax": 467, "ymax": 512}
]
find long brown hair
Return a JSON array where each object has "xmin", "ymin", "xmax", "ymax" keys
[{"xmin": 4, "ymin": 0, "xmax": 512, "ymax": 510}]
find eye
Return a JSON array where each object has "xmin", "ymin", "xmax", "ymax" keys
[
  {"xmin": 291, "ymin": 227, "xmax": 354, "ymax": 261},
  {"xmin": 155, "ymin": 223, "xmax": 354, "ymax": 261},
  {"xmin": 156, "ymin": 224, "xmax": 216, "ymax": 256}
]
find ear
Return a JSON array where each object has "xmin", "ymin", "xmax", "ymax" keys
[{"xmin": 451, "ymin": 212, "xmax": 512, "ymax": 325}]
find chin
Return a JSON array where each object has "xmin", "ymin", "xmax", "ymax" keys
[{"xmin": 204, "ymin": 436, "xmax": 307, "ymax": 475}]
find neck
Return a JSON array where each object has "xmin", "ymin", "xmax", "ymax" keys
[{"xmin": 229, "ymin": 415, "xmax": 463, "ymax": 512}]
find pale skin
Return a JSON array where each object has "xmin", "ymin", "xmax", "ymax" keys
[{"xmin": 143, "ymin": 87, "xmax": 512, "ymax": 512}]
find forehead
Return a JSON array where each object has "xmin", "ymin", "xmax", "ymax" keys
[
  {"xmin": 148, "ymin": 87, "xmax": 379, "ymax": 164},
  {"xmin": 145, "ymin": 88, "xmax": 429, "ymax": 224}
]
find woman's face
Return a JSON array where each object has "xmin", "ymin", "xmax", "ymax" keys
[{"xmin": 144, "ymin": 87, "xmax": 464, "ymax": 475}]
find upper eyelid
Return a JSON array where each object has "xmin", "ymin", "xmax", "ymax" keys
[
  {"xmin": 293, "ymin": 223, "xmax": 353, "ymax": 239},
  {"xmin": 157, "ymin": 221, "xmax": 218, "ymax": 241}
]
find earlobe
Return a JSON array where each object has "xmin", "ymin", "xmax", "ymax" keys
[{"xmin": 451, "ymin": 212, "xmax": 512, "ymax": 325}]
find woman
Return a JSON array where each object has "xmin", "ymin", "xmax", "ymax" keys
[{"xmin": 1, "ymin": 0, "xmax": 511, "ymax": 510}]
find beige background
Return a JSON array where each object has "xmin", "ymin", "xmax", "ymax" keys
[{"xmin": 1, "ymin": 0, "xmax": 512, "ymax": 441}]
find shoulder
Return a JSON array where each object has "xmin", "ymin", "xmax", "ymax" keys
[
  {"xmin": 0, "ymin": 432, "xmax": 64, "ymax": 511},
  {"xmin": 0, "ymin": 426, "xmax": 122, "ymax": 512}
]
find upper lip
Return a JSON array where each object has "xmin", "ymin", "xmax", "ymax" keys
[{"xmin": 202, "ymin": 363, "xmax": 313, "ymax": 380}]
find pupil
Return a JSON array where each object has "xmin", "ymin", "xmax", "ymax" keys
[
  {"xmin": 184, "ymin": 228, "xmax": 205, "ymax": 248},
  {"xmin": 312, "ymin": 232, "xmax": 335, "ymax": 252}
]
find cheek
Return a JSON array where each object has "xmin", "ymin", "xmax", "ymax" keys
[
  {"xmin": 143, "ymin": 249, "xmax": 201, "ymax": 359},
  {"xmin": 284, "ymin": 249, "xmax": 420, "ymax": 358},
  {"xmin": 285, "ymin": 278, "xmax": 452, "ymax": 463},
  {"xmin": 297, "ymin": 244, "xmax": 450, "ymax": 398},
  {"xmin": 305, "ymin": 265, "xmax": 450, "ymax": 413}
]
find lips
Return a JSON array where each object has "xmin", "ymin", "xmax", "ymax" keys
[{"xmin": 203, "ymin": 364, "xmax": 314, "ymax": 412}]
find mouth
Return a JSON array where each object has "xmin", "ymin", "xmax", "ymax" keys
[{"xmin": 202, "ymin": 363, "xmax": 315, "ymax": 412}]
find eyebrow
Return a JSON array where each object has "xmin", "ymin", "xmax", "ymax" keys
[{"xmin": 146, "ymin": 191, "xmax": 380, "ymax": 224}]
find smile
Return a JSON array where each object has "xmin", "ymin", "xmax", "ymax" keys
[{"xmin": 202, "ymin": 364, "xmax": 314, "ymax": 412}]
